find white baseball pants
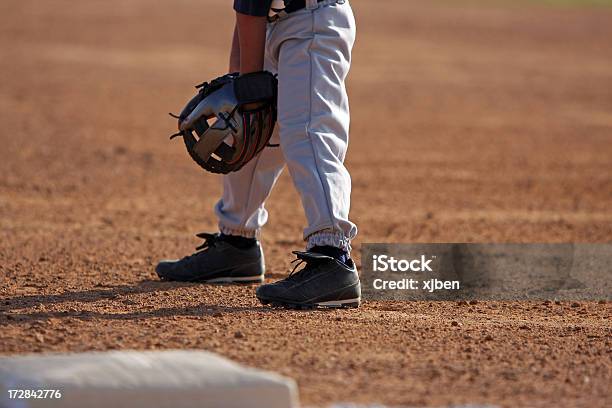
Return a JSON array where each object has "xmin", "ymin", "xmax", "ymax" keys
[{"xmin": 215, "ymin": 0, "xmax": 357, "ymax": 252}]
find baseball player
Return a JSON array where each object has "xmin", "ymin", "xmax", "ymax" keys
[{"xmin": 156, "ymin": 0, "xmax": 360, "ymax": 309}]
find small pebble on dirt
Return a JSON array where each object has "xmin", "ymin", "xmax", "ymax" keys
[{"xmin": 234, "ymin": 331, "xmax": 244, "ymax": 339}]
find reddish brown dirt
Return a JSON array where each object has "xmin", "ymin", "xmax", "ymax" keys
[{"xmin": 1, "ymin": 1, "xmax": 611, "ymax": 407}]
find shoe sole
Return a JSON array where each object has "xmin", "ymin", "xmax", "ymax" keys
[
  {"xmin": 206, "ymin": 275, "xmax": 264, "ymax": 284},
  {"xmin": 257, "ymin": 296, "xmax": 361, "ymax": 310},
  {"xmin": 157, "ymin": 271, "xmax": 264, "ymax": 284},
  {"xmin": 158, "ymin": 275, "xmax": 264, "ymax": 284}
]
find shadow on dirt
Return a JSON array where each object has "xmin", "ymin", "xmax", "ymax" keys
[
  {"xmin": 1, "ymin": 280, "xmax": 193, "ymax": 310},
  {"xmin": 1, "ymin": 280, "xmax": 275, "ymax": 324},
  {"xmin": 2, "ymin": 303, "xmax": 271, "ymax": 325}
]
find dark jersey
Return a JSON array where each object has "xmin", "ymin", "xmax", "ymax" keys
[{"xmin": 234, "ymin": 0, "xmax": 274, "ymax": 17}]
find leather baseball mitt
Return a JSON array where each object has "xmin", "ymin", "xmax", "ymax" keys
[{"xmin": 170, "ymin": 71, "xmax": 278, "ymax": 174}]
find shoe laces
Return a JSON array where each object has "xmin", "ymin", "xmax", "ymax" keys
[
  {"xmin": 287, "ymin": 254, "xmax": 322, "ymax": 281},
  {"xmin": 179, "ymin": 232, "xmax": 220, "ymax": 263},
  {"xmin": 194, "ymin": 232, "xmax": 220, "ymax": 251}
]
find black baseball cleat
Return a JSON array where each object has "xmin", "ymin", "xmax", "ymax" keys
[
  {"xmin": 155, "ymin": 233, "xmax": 264, "ymax": 283},
  {"xmin": 256, "ymin": 251, "xmax": 361, "ymax": 309}
]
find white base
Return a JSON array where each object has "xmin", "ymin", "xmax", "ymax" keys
[{"xmin": 0, "ymin": 350, "xmax": 298, "ymax": 408}]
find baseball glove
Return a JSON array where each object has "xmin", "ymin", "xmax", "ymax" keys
[{"xmin": 170, "ymin": 71, "xmax": 278, "ymax": 174}]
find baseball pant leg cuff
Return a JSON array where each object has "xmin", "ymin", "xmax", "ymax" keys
[
  {"xmin": 219, "ymin": 224, "xmax": 260, "ymax": 239},
  {"xmin": 306, "ymin": 230, "xmax": 351, "ymax": 253}
]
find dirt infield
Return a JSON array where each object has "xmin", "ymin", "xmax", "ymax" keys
[{"xmin": 1, "ymin": 0, "xmax": 611, "ymax": 406}]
